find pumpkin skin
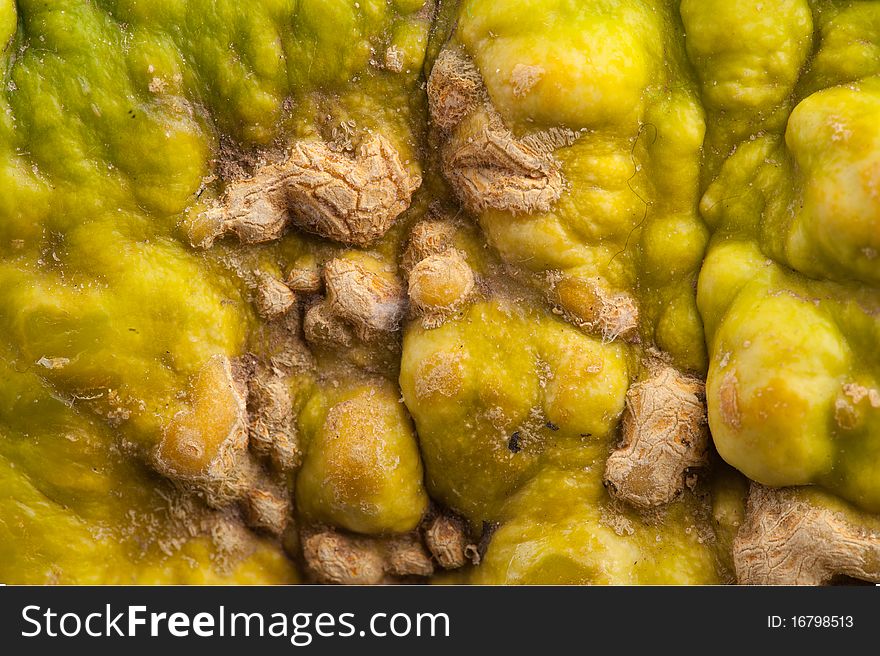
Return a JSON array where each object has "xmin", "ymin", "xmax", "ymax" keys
[{"xmin": 2, "ymin": 0, "xmax": 879, "ymax": 585}]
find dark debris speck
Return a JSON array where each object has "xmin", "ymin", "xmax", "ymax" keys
[{"xmin": 507, "ymin": 431, "xmax": 522, "ymax": 453}]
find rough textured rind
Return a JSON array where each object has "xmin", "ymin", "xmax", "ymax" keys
[
  {"xmin": 689, "ymin": 0, "xmax": 880, "ymax": 513},
  {"xmin": 604, "ymin": 361, "xmax": 709, "ymax": 508},
  {"xmin": 196, "ymin": 134, "xmax": 421, "ymax": 248},
  {"xmin": 734, "ymin": 485, "xmax": 880, "ymax": 585},
  {"xmin": 400, "ymin": 299, "xmax": 631, "ymax": 522},
  {"xmin": 7, "ymin": 0, "xmax": 880, "ymax": 588},
  {"xmin": 0, "ymin": 0, "xmax": 437, "ymax": 584},
  {"xmin": 426, "ymin": 2, "xmax": 708, "ymax": 368},
  {"xmin": 472, "ymin": 463, "xmax": 732, "ymax": 585},
  {"xmin": 153, "ymin": 356, "xmax": 292, "ymax": 536}
]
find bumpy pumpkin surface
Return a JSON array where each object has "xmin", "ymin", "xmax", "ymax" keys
[{"xmin": 2, "ymin": 0, "xmax": 879, "ymax": 585}]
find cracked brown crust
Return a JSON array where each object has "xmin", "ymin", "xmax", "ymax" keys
[
  {"xmin": 428, "ymin": 48, "xmax": 575, "ymax": 216},
  {"xmin": 604, "ymin": 360, "xmax": 709, "ymax": 508},
  {"xmin": 324, "ymin": 258, "xmax": 406, "ymax": 337},
  {"xmin": 442, "ymin": 110, "xmax": 571, "ymax": 215},
  {"xmin": 285, "ymin": 260, "xmax": 323, "ymax": 294},
  {"xmin": 195, "ymin": 133, "xmax": 421, "ymax": 248},
  {"xmin": 385, "ymin": 533, "xmax": 435, "ymax": 578},
  {"xmin": 246, "ymin": 369, "xmax": 301, "ymax": 473},
  {"xmin": 301, "ymin": 527, "xmax": 387, "ymax": 585},
  {"xmin": 423, "ymin": 512, "xmax": 479, "ymax": 569},
  {"xmin": 301, "ymin": 527, "xmax": 436, "ymax": 584},
  {"xmin": 285, "ymin": 135, "xmax": 421, "ymax": 245},
  {"xmin": 734, "ymin": 485, "xmax": 880, "ymax": 585},
  {"xmin": 305, "ymin": 257, "xmax": 406, "ymax": 349},
  {"xmin": 254, "ymin": 273, "xmax": 296, "ymax": 320}
]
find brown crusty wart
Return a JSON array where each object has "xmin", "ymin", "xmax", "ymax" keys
[
  {"xmin": 285, "ymin": 259, "xmax": 323, "ymax": 294},
  {"xmin": 301, "ymin": 527, "xmax": 438, "ymax": 584},
  {"xmin": 423, "ymin": 512, "xmax": 479, "ymax": 570},
  {"xmin": 428, "ymin": 48, "xmax": 576, "ymax": 216},
  {"xmin": 304, "ymin": 256, "xmax": 406, "ymax": 349},
  {"xmin": 194, "ymin": 133, "xmax": 421, "ymax": 248},
  {"xmin": 246, "ymin": 368, "xmax": 301, "ymax": 473},
  {"xmin": 604, "ymin": 360, "xmax": 709, "ymax": 508},
  {"xmin": 384, "ymin": 533, "xmax": 435, "ymax": 578},
  {"xmin": 301, "ymin": 527, "xmax": 387, "ymax": 585},
  {"xmin": 253, "ymin": 272, "xmax": 297, "ymax": 320},
  {"xmin": 400, "ymin": 218, "xmax": 457, "ymax": 275},
  {"xmin": 734, "ymin": 484, "xmax": 880, "ymax": 585}
]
